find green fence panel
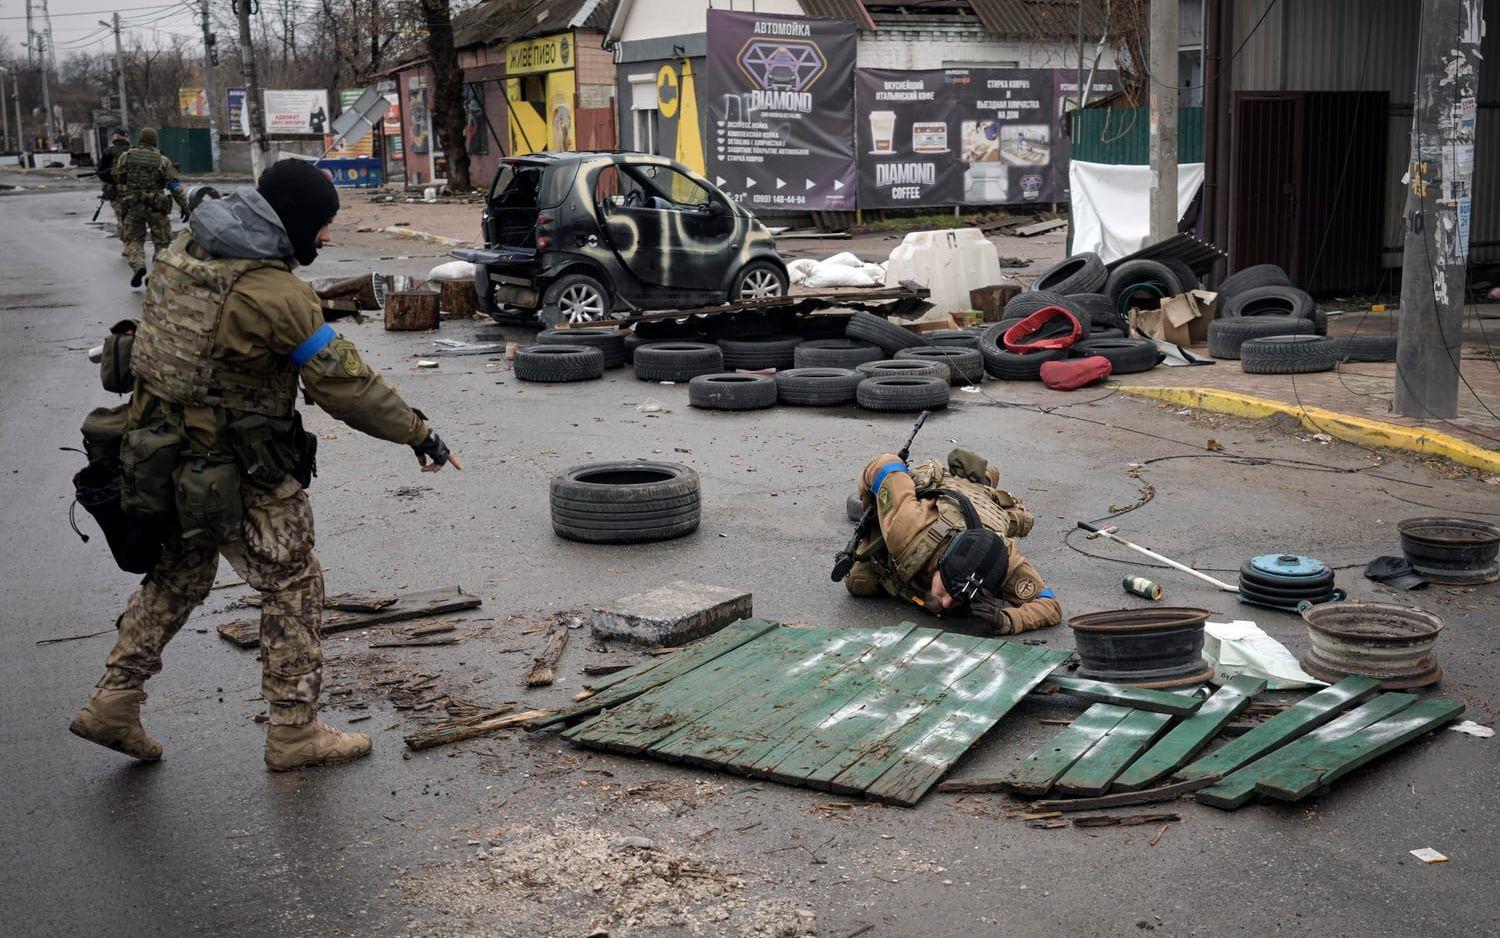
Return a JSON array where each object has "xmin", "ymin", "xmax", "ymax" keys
[
  {"xmin": 153, "ymin": 126, "xmax": 213, "ymax": 174},
  {"xmin": 1069, "ymin": 106, "xmax": 1205, "ymax": 165}
]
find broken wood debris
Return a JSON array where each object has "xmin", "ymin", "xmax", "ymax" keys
[
  {"xmin": 216, "ymin": 586, "xmax": 480, "ymax": 648},
  {"xmin": 1072, "ymin": 812, "xmax": 1180, "ymax": 829},
  {"xmin": 403, "ymin": 707, "xmax": 554, "ymax": 750},
  {"xmin": 525, "ymin": 620, "xmax": 571, "ymax": 687}
]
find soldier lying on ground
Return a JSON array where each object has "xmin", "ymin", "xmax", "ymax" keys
[{"xmin": 843, "ymin": 448, "xmax": 1062, "ymax": 634}]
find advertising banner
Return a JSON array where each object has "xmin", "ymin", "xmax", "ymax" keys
[
  {"xmin": 263, "ymin": 89, "xmax": 331, "ymax": 134},
  {"xmin": 703, "ymin": 10, "xmax": 856, "ymax": 212},
  {"xmin": 326, "ymin": 89, "xmax": 376, "ymax": 158},
  {"xmin": 227, "ymin": 88, "xmax": 248, "ymax": 135},
  {"xmin": 178, "ymin": 88, "xmax": 208, "ymax": 117},
  {"xmin": 857, "ymin": 68, "xmax": 1062, "ymax": 208}
]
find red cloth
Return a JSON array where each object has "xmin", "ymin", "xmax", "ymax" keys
[
  {"xmin": 1040, "ymin": 355, "xmax": 1112, "ymax": 390},
  {"xmin": 1003, "ymin": 306, "xmax": 1084, "ymax": 352}
]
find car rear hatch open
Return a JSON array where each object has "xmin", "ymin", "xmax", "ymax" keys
[{"xmin": 482, "ymin": 156, "xmax": 579, "ymax": 251}]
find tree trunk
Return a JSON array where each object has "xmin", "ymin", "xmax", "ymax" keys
[
  {"xmin": 439, "ymin": 279, "xmax": 478, "ymax": 319},
  {"xmin": 385, "ymin": 291, "xmax": 440, "ymax": 331},
  {"xmin": 420, "ymin": 0, "xmax": 471, "ymax": 190}
]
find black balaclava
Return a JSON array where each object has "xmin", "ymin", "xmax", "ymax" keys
[{"xmin": 257, "ymin": 158, "xmax": 340, "ymax": 265}]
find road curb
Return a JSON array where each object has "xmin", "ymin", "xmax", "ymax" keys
[
  {"xmin": 382, "ymin": 225, "xmax": 476, "ymax": 249},
  {"xmin": 1116, "ymin": 385, "xmax": 1500, "ymax": 473}
]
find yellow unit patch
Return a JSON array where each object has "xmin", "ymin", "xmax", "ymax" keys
[
  {"xmin": 878, "ymin": 486, "xmax": 893, "ymax": 513},
  {"xmin": 339, "ymin": 345, "xmax": 364, "ymax": 376}
]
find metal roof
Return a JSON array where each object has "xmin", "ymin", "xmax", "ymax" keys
[
  {"xmin": 964, "ymin": 0, "xmax": 1108, "ymax": 38},
  {"xmin": 798, "ymin": 0, "xmax": 877, "ymax": 30},
  {"xmin": 453, "ymin": 0, "xmax": 619, "ymax": 49}
]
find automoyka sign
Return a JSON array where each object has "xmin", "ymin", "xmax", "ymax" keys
[
  {"xmin": 703, "ymin": 11, "xmax": 857, "ymax": 212},
  {"xmin": 506, "ymin": 33, "xmax": 573, "ymax": 76}
]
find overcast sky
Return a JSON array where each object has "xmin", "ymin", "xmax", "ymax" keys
[{"xmin": 1, "ymin": 0, "xmax": 239, "ymax": 64}]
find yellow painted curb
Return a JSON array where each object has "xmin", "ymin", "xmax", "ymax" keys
[
  {"xmin": 1117, "ymin": 385, "xmax": 1500, "ymax": 473},
  {"xmin": 381, "ymin": 225, "xmax": 476, "ymax": 249}
]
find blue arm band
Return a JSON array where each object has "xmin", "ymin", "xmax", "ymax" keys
[
  {"xmin": 167, "ymin": 180, "xmax": 182, "ymax": 190},
  {"xmin": 1037, "ymin": 589, "xmax": 1055, "ymax": 599},
  {"xmin": 290, "ymin": 323, "xmax": 336, "ymax": 366},
  {"xmin": 869, "ymin": 461, "xmax": 908, "ymax": 496}
]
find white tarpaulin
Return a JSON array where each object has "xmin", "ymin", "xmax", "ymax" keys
[
  {"xmin": 1202, "ymin": 619, "xmax": 1327, "ymax": 690},
  {"xmin": 1069, "ymin": 161, "xmax": 1206, "ymax": 262}
]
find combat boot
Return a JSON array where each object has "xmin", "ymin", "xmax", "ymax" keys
[
  {"xmin": 69, "ymin": 688, "xmax": 163, "ymax": 761},
  {"xmin": 131, "ymin": 268, "xmax": 146, "ymax": 287},
  {"xmin": 264, "ymin": 720, "xmax": 372, "ymax": 772}
]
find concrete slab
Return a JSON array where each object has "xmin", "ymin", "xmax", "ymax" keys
[{"xmin": 591, "ymin": 581, "xmax": 753, "ymax": 646}]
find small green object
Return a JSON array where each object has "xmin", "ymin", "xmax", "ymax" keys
[
  {"xmin": 1254, "ymin": 697, "xmax": 1464, "ymax": 802},
  {"xmin": 1054, "ymin": 708, "xmax": 1175, "ymax": 795},
  {"xmin": 1176, "ymin": 676, "xmax": 1381, "ymax": 783},
  {"xmin": 1005, "ymin": 703, "xmax": 1133, "ymax": 796},
  {"xmin": 1113, "ymin": 675, "xmax": 1266, "ymax": 790},
  {"xmin": 1196, "ymin": 692, "xmax": 1416, "ymax": 809},
  {"xmin": 1122, "ymin": 575, "xmax": 1163, "ymax": 600},
  {"xmin": 1043, "ymin": 675, "xmax": 1204, "ymax": 715}
]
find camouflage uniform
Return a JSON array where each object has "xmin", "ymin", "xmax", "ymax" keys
[
  {"xmin": 96, "ymin": 230, "xmax": 430, "ymax": 726},
  {"xmin": 119, "ymin": 129, "xmax": 190, "ymax": 272},
  {"xmin": 98, "ymin": 137, "xmax": 131, "ymax": 242},
  {"xmin": 844, "ymin": 453, "xmax": 1062, "ymax": 634}
]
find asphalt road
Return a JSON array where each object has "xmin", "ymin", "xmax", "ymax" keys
[{"xmin": 1, "ymin": 177, "xmax": 1497, "ymax": 937}]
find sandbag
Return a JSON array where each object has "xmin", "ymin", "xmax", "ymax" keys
[
  {"xmin": 1040, "ymin": 355, "xmax": 1112, "ymax": 391},
  {"xmin": 426, "ymin": 260, "xmax": 477, "ymax": 282}
]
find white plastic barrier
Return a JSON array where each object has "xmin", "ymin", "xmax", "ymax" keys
[{"xmin": 883, "ymin": 228, "xmax": 1002, "ymax": 313}]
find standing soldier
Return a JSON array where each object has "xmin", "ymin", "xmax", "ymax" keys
[
  {"xmin": 843, "ymin": 447, "xmax": 1062, "ymax": 634},
  {"xmin": 70, "ymin": 159, "xmax": 463, "ymax": 771},
  {"xmin": 119, "ymin": 126, "xmax": 191, "ymax": 287},
  {"xmin": 97, "ymin": 127, "xmax": 132, "ymax": 250}
]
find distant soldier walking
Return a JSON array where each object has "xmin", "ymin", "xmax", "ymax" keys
[
  {"xmin": 97, "ymin": 127, "xmax": 132, "ymax": 250},
  {"xmin": 119, "ymin": 126, "xmax": 191, "ymax": 287}
]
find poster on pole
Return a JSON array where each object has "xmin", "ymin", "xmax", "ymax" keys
[
  {"xmin": 227, "ymin": 88, "xmax": 249, "ymax": 135},
  {"xmin": 703, "ymin": 10, "xmax": 856, "ymax": 212},
  {"xmin": 263, "ymin": 89, "xmax": 331, "ymax": 134}
]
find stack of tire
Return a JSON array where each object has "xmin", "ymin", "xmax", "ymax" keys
[
  {"xmin": 514, "ymin": 327, "xmax": 628, "ymax": 382},
  {"xmin": 986, "ymin": 251, "xmax": 1164, "ymax": 380},
  {"xmin": 842, "ymin": 310, "xmax": 950, "ymax": 412},
  {"xmin": 1205, "ymin": 264, "xmax": 1339, "ymax": 373}
]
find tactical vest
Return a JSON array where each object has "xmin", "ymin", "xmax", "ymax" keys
[
  {"xmin": 120, "ymin": 146, "xmax": 168, "ymax": 207},
  {"xmin": 861, "ymin": 460, "xmax": 1034, "ymax": 598},
  {"xmin": 130, "ymin": 233, "xmax": 299, "ymax": 417}
]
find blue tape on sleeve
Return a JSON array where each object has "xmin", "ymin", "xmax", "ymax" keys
[
  {"xmin": 870, "ymin": 461, "xmax": 908, "ymax": 496},
  {"xmin": 290, "ymin": 323, "xmax": 336, "ymax": 366},
  {"xmin": 167, "ymin": 180, "xmax": 182, "ymax": 190},
  {"xmin": 1037, "ymin": 588, "xmax": 1055, "ymax": 599}
]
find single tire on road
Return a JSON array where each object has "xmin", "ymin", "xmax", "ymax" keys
[
  {"xmin": 514, "ymin": 344, "xmax": 605, "ymax": 382},
  {"xmin": 550, "ymin": 461, "xmax": 701, "ymax": 544},
  {"xmin": 688, "ymin": 373, "xmax": 778, "ymax": 410}
]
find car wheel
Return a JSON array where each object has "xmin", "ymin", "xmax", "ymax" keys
[
  {"xmin": 731, "ymin": 261, "xmax": 789, "ymax": 301},
  {"xmin": 541, "ymin": 272, "xmax": 612, "ymax": 326}
]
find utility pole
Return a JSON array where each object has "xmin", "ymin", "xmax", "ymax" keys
[
  {"xmin": 35, "ymin": 25, "xmax": 54, "ymax": 149},
  {"xmin": 1147, "ymin": 0, "xmax": 1179, "ymax": 245},
  {"xmin": 1, "ymin": 70, "xmax": 10, "ymax": 152},
  {"xmin": 102, "ymin": 12, "xmax": 129, "ymax": 131},
  {"xmin": 199, "ymin": 0, "xmax": 220, "ymax": 169},
  {"xmin": 1395, "ymin": 0, "xmax": 1486, "ymax": 419},
  {"xmin": 12, "ymin": 73, "xmax": 23, "ymax": 152},
  {"xmin": 235, "ymin": 0, "xmax": 267, "ymax": 179}
]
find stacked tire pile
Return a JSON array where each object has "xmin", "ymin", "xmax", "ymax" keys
[
  {"xmin": 1203, "ymin": 264, "xmax": 1334, "ymax": 372},
  {"xmin": 976, "ymin": 251, "xmax": 1166, "ymax": 384}
]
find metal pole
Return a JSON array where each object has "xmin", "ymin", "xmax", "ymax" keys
[
  {"xmin": 13, "ymin": 73, "xmax": 23, "ymax": 153},
  {"xmin": 1147, "ymin": 0, "xmax": 1180, "ymax": 245},
  {"xmin": 112, "ymin": 13, "xmax": 129, "ymax": 131},
  {"xmin": 0, "ymin": 70, "xmax": 9, "ymax": 152},
  {"xmin": 1075, "ymin": 0, "xmax": 1084, "ymax": 112},
  {"xmin": 37, "ymin": 31, "xmax": 54, "ymax": 149},
  {"xmin": 1395, "ymin": 0, "xmax": 1485, "ymax": 419},
  {"xmin": 199, "ymin": 0, "xmax": 219, "ymax": 170},
  {"xmin": 236, "ymin": 0, "xmax": 267, "ymax": 180}
]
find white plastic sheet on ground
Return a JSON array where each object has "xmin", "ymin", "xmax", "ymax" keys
[
  {"xmin": 1069, "ymin": 161, "xmax": 1206, "ymax": 263},
  {"xmin": 788, "ymin": 253, "xmax": 885, "ymax": 288},
  {"xmin": 1202, "ymin": 619, "xmax": 1327, "ymax": 690}
]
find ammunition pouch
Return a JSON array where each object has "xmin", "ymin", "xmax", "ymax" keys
[
  {"xmin": 119, "ymin": 421, "xmax": 183, "ymax": 520},
  {"xmin": 81, "ymin": 403, "xmax": 131, "ymax": 464},
  {"xmin": 101, "ymin": 320, "xmax": 137, "ymax": 393},
  {"xmin": 225, "ymin": 411, "xmax": 317, "ymax": 490},
  {"xmin": 174, "ymin": 456, "xmax": 243, "ymax": 547},
  {"xmin": 72, "ymin": 456, "xmax": 167, "ymax": 574}
]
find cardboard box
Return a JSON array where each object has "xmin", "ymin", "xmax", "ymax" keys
[{"xmin": 1131, "ymin": 289, "xmax": 1217, "ymax": 346}]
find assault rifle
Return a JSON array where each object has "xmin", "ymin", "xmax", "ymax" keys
[{"xmin": 830, "ymin": 410, "xmax": 929, "ymax": 582}]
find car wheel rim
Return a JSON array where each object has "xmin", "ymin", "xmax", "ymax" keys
[
  {"xmin": 742, "ymin": 268, "xmax": 783, "ymax": 299},
  {"xmin": 560, "ymin": 285, "xmax": 607, "ymax": 323}
]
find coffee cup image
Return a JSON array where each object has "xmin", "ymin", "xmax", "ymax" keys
[{"xmin": 869, "ymin": 111, "xmax": 896, "ymax": 154}]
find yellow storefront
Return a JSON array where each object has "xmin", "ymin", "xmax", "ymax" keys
[{"xmin": 505, "ymin": 32, "xmax": 577, "ymax": 154}]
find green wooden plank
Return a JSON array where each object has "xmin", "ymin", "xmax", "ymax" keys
[
  {"xmin": 1113, "ymin": 675, "xmax": 1267, "ymax": 791},
  {"xmin": 794, "ymin": 633, "xmax": 1001, "ymax": 788},
  {"xmin": 650, "ymin": 625, "xmax": 932, "ymax": 768},
  {"xmin": 1195, "ymin": 693, "xmax": 1415, "ymax": 809},
  {"xmin": 862, "ymin": 647, "xmax": 1075, "ymax": 805},
  {"xmin": 580, "ymin": 656, "xmax": 669, "ymax": 693},
  {"xmin": 751, "ymin": 631, "xmax": 994, "ymax": 785},
  {"xmin": 828, "ymin": 643, "xmax": 1059, "ymax": 796},
  {"xmin": 1175, "ymin": 676, "xmax": 1382, "ymax": 783},
  {"xmin": 529, "ymin": 618, "xmax": 779, "ymax": 729},
  {"xmin": 1005, "ymin": 704, "xmax": 1132, "ymax": 796},
  {"xmin": 1043, "ymin": 675, "xmax": 1204, "ymax": 716},
  {"xmin": 1255, "ymin": 697, "xmax": 1464, "ymax": 802},
  {"xmin": 1054, "ymin": 709, "xmax": 1175, "ymax": 796},
  {"xmin": 567, "ymin": 626, "xmax": 851, "ymax": 751}
]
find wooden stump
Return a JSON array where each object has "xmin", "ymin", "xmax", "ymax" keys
[
  {"xmin": 385, "ymin": 291, "xmax": 440, "ymax": 331},
  {"xmin": 971, "ymin": 283, "xmax": 1021, "ymax": 322},
  {"xmin": 439, "ymin": 279, "xmax": 479, "ymax": 320}
]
